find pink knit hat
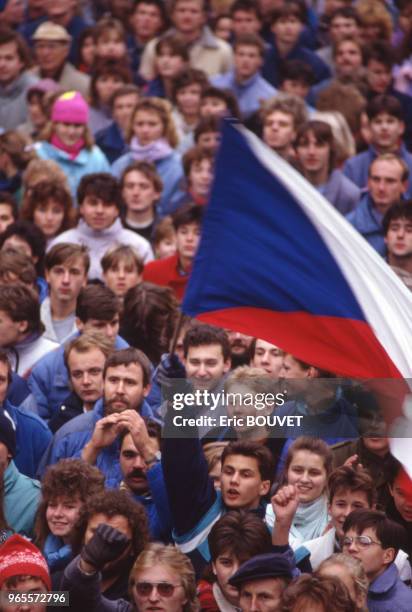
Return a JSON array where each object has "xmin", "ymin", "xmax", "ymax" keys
[{"xmin": 51, "ymin": 91, "xmax": 89, "ymax": 124}]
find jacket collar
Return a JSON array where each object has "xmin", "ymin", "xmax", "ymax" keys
[{"xmin": 369, "ymin": 563, "xmax": 398, "ymax": 595}]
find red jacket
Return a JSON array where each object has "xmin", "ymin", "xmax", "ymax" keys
[{"xmin": 143, "ymin": 253, "xmax": 190, "ymax": 301}]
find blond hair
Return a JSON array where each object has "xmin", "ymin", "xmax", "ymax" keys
[
  {"xmin": 128, "ymin": 97, "xmax": 179, "ymax": 148},
  {"xmin": 129, "ymin": 543, "xmax": 199, "ymax": 612}
]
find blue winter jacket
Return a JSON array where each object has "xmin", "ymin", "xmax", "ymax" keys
[
  {"xmin": 346, "ymin": 194, "xmax": 386, "ymax": 255},
  {"xmin": 34, "ymin": 141, "xmax": 110, "ymax": 201},
  {"xmin": 95, "ymin": 122, "xmax": 127, "ymax": 164},
  {"xmin": 40, "ymin": 398, "xmax": 159, "ymax": 487},
  {"xmin": 368, "ymin": 563, "xmax": 412, "ymax": 611},
  {"xmin": 28, "ymin": 333, "xmax": 129, "ymax": 422},
  {"xmin": 343, "ymin": 144, "xmax": 412, "ymax": 199},
  {"xmin": 111, "ymin": 151, "xmax": 185, "ymax": 218},
  {"xmin": 2, "ymin": 400, "xmax": 51, "ymax": 479}
]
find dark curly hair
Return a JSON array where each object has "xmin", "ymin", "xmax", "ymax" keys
[
  {"xmin": 71, "ymin": 489, "xmax": 149, "ymax": 558},
  {"xmin": 34, "ymin": 459, "xmax": 105, "ymax": 549}
]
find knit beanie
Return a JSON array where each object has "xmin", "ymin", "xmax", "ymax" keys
[
  {"xmin": 51, "ymin": 91, "xmax": 89, "ymax": 124},
  {"xmin": 0, "ymin": 535, "xmax": 51, "ymax": 590},
  {"xmin": 0, "ymin": 412, "xmax": 16, "ymax": 457}
]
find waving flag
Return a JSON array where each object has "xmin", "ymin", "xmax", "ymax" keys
[{"xmin": 182, "ymin": 121, "xmax": 412, "ymax": 380}]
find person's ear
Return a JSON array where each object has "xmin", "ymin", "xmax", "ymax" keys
[
  {"xmin": 383, "ymin": 546, "xmax": 396, "ymax": 565},
  {"xmin": 76, "ymin": 318, "xmax": 84, "ymax": 332},
  {"xmin": 259, "ymin": 479, "xmax": 271, "ymax": 497}
]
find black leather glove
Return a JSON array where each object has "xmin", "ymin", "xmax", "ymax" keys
[
  {"xmin": 157, "ymin": 353, "xmax": 190, "ymax": 402},
  {"xmin": 81, "ymin": 524, "xmax": 130, "ymax": 571}
]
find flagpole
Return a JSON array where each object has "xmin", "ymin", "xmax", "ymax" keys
[{"xmin": 169, "ymin": 311, "xmax": 184, "ymax": 355}]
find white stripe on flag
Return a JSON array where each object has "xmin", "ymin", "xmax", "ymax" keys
[{"xmin": 240, "ymin": 125, "xmax": 412, "ymax": 378}]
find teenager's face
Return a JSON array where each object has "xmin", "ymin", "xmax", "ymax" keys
[
  {"xmin": 54, "ymin": 122, "xmax": 85, "ymax": 146},
  {"xmin": 46, "ymin": 256, "xmax": 87, "ymax": 303},
  {"xmin": 0, "ymin": 40, "xmax": 24, "ymax": 86},
  {"xmin": 287, "ymin": 450, "xmax": 328, "ymax": 502},
  {"xmin": 133, "ymin": 109, "xmax": 164, "ymax": 145},
  {"xmin": 0, "ymin": 202, "xmax": 14, "ymax": 233},
  {"xmin": 95, "ymin": 73, "xmax": 125, "ymax": 105},
  {"xmin": 95, "ymin": 33, "xmax": 126, "ymax": 61},
  {"xmin": 366, "ymin": 59, "xmax": 392, "ymax": 94},
  {"xmin": 234, "ymin": 44, "xmax": 262, "ymax": 80},
  {"xmin": 296, "ymin": 131, "xmax": 330, "ymax": 175},
  {"xmin": 0, "ymin": 309, "xmax": 25, "ymax": 348},
  {"xmin": 184, "ymin": 343, "xmax": 230, "ymax": 391},
  {"xmin": 156, "ymin": 47, "xmax": 186, "ymax": 78},
  {"xmin": 221, "ymin": 454, "xmax": 270, "ymax": 510},
  {"xmin": 272, "ymin": 15, "xmax": 302, "ymax": 47},
  {"xmin": 214, "ymin": 16, "xmax": 233, "ymax": 41},
  {"xmin": 46, "ymin": 495, "xmax": 83, "ymax": 539},
  {"xmin": 78, "ymin": 315, "xmax": 120, "ymax": 343},
  {"xmin": 384, "ymin": 217, "xmax": 412, "ymax": 258},
  {"xmin": 212, "ymin": 551, "xmax": 242, "ymax": 605},
  {"xmin": 189, "ymin": 158, "xmax": 213, "ymax": 197},
  {"xmin": 113, "ymin": 93, "xmax": 140, "ymax": 131},
  {"xmin": 80, "ymin": 35, "xmax": 95, "ymax": 67},
  {"xmin": 200, "ymin": 96, "xmax": 227, "ymax": 118},
  {"xmin": 369, "ymin": 112, "xmax": 405, "ymax": 151},
  {"xmin": 197, "ymin": 131, "xmax": 220, "ymax": 152},
  {"xmin": 263, "ymin": 110, "xmax": 295, "ymax": 151},
  {"xmin": 343, "ymin": 526, "xmax": 394, "ymax": 582},
  {"xmin": 175, "ymin": 221, "xmax": 201, "ymax": 261},
  {"xmin": 390, "ymin": 474, "xmax": 412, "ymax": 522},
  {"xmin": 33, "ymin": 198, "xmax": 65, "ymax": 238},
  {"xmin": 176, "ymin": 83, "xmax": 202, "ymax": 117},
  {"xmin": 68, "ymin": 346, "xmax": 105, "ymax": 405},
  {"xmin": 330, "ymin": 16, "xmax": 359, "ymax": 41},
  {"xmin": 281, "ymin": 78, "xmax": 309, "ymax": 99},
  {"xmin": 130, "ymin": 2, "xmax": 164, "ymax": 41},
  {"xmin": 232, "ymin": 9, "xmax": 261, "ymax": 37},
  {"xmin": 79, "ymin": 195, "xmax": 119, "ymax": 231},
  {"xmin": 155, "ymin": 236, "xmax": 177, "ymax": 259},
  {"xmin": 251, "ymin": 339, "xmax": 283, "ymax": 378},
  {"xmin": 103, "ymin": 260, "xmax": 142, "ymax": 297},
  {"xmin": 1, "ymin": 577, "xmax": 48, "ymax": 612},
  {"xmin": 329, "ymin": 488, "xmax": 371, "ymax": 539},
  {"xmin": 122, "ymin": 169, "xmax": 160, "ymax": 213}
]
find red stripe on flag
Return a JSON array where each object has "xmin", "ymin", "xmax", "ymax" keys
[{"xmin": 195, "ymin": 307, "xmax": 402, "ymax": 379}]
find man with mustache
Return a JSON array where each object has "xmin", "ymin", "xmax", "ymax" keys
[
  {"xmin": 118, "ymin": 420, "xmax": 172, "ymax": 542},
  {"xmin": 42, "ymin": 348, "xmax": 159, "ymax": 487}
]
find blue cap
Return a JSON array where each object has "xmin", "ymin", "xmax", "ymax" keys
[{"xmin": 229, "ymin": 553, "xmax": 294, "ymax": 587}]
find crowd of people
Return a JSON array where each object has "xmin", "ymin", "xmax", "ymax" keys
[{"xmin": 0, "ymin": 0, "xmax": 412, "ymax": 610}]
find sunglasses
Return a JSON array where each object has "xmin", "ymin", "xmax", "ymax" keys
[
  {"xmin": 134, "ymin": 581, "xmax": 183, "ymax": 598},
  {"xmin": 342, "ymin": 535, "xmax": 381, "ymax": 549}
]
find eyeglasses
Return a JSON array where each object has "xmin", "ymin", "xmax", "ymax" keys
[
  {"xmin": 342, "ymin": 535, "xmax": 381, "ymax": 549},
  {"xmin": 134, "ymin": 581, "xmax": 183, "ymax": 598}
]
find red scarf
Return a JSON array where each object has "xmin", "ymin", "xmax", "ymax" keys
[{"xmin": 51, "ymin": 134, "xmax": 85, "ymax": 159}]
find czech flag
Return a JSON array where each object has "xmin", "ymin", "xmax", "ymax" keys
[{"xmin": 182, "ymin": 121, "xmax": 412, "ymax": 380}]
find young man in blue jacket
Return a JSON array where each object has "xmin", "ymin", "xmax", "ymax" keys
[
  {"xmin": 28, "ymin": 284, "xmax": 128, "ymax": 422},
  {"xmin": 343, "ymin": 509, "xmax": 412, "ymax": 611}
]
